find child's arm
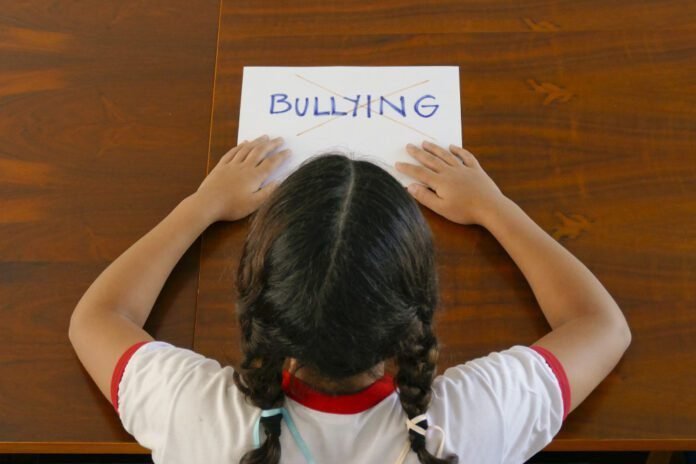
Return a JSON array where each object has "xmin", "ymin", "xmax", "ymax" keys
[
  {"xmin": 478, "ymin": 196, "xmax": 630, "ymax": 413},
  {"xmin": 69, "ymin": 136, "xmax": 288, "ymax": 404},
  {"xmin": 395, "ymin": 142, "xmax": 631, "ymax": 415}
]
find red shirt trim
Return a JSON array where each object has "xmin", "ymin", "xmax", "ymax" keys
[
  {"xmin": 110, "ymin": 340, "xmax": 151, "ymax": 414},
  {"xmin": 530, "ymin": 345, "xmax": 571, "ymax": 421},
  {"xmin": 281, "ymin": 370, "xmax": 396, "ymax": 414}
]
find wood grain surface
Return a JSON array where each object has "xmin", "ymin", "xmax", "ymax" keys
[
  {"xmin": 221, "ymin": 0, "xmax": 696, "ymax": 35},
  {"xmin": 0, "ymin": 0, "xmax": 219, "ymax": 453},
  {"xmin": 1, "ymin": 0, "xmax": 695, "ymax": 455},
  {"xmin": 195, "ymin": 0, "xmax": 696, "ymax": 451}
]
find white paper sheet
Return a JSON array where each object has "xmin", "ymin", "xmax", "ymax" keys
[{"xmin": 237, "ymin": 66, "xmax": 461, "ymax": 187}]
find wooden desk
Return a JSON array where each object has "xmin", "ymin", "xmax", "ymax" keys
[
  {"xmin": 195, "ymin": 0, "xmax": 696, "ymax": 452},
  {"xmin": 1, "ymin": 0, "xmax": 695, "ymax": 455},
  {"xmin": 0, "ymin": 0, "xmax": 219, "ymax": 453}
]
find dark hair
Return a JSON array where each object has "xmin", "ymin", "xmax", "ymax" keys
[{"xmin": 233, "ymin": 154, "xmax": 458, "ymax": 464}]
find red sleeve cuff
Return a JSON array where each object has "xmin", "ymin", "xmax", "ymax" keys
[
  {"xmin": 110, "ymin": 341, "xmax": 151, "ymax": 415},
  {"xmin": 530, "ymin": 345, "xmax": 571, "ymax": 421}
]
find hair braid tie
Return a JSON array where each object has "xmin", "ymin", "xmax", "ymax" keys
[
  {"xmin": 394, "ymin": 413, "xmax": 447, "ymax": 464},
  {"xmin": 407, "ymin": 414, "xmax": 428, "ymax": 451}
]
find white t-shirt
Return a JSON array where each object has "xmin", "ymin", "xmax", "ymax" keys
[{"xmin": 111, "ymin": 341, "xmax": 570, "ymax": 464}]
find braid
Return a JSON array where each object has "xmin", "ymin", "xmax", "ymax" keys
[
  {"xmin": 396, "ymin": 318, "xmax": 458, "ymax": 464},
  {"xmin": 233, "ymin": 312, "xmax": 286, "ymax": 464}
]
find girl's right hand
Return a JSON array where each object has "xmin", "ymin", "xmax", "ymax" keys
[{"xmin": 394, "ymin": 142, "xmax": 506, "ymax": 226}]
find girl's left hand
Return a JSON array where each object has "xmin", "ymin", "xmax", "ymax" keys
[{"xmin": 194, "ymin": 135, "xmax": 290, "ymax": 223}]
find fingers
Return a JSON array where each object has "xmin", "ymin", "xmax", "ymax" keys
[
  {"xmin": 406, "ymin": 183, "xmax": 441, "ymax": 211},
  {"xmin": 406, "ymin": 143, "xmax": 447, "ymax": 172},
  {"xmin": 258, "ymin": 148, "xmax": 291, "ymax": 177},
  {"xmin": 229, "ymin": 134, "xmax": 270, "ymax": 164},
  {"xmin": 395, "ymin": 161, "xmax": 438, "ymax": 187},
  {"xmin": 218, "ymin": 143, "xmax": 246, "ymax": 165},
  {"xmin": 449, "ymin": 145, "xmax": 479, "ymax": 167},
  {"xmin": 422, "ymin": 141, "xmax": 460, "ymax": 167},
  {"xmin": 246, "ymin": 136, "xmax": 285, "ymax": 166}
]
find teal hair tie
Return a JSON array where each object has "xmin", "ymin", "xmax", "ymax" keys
[
  {"xmin": 252, "ymin": 407, "xmax": 316, "ymax": 464},
  {"xmin": 253, "ymin": 407, "xmax": 284, "ymax": 447}
]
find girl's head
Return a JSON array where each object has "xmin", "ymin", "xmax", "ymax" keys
[{"xmin": 233, "ymin": 154, "xmax": 457, "ymax": 464}]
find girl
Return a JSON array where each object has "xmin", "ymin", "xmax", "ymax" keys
[{"xmin": 69, "ymin": 135, "xmax": 631, "ymax": 464}]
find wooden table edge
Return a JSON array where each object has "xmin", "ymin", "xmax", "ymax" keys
[
  {"xmin": 544, "ymin": 439, "xmax": 696, "ymax": 452},
  {"xmin": 2, "ymin": 439, "xmax": 695, "ymax": 454},
  {"xmin": 0, "ymin": 441, "xmax": 149, "ymax": 454}
]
